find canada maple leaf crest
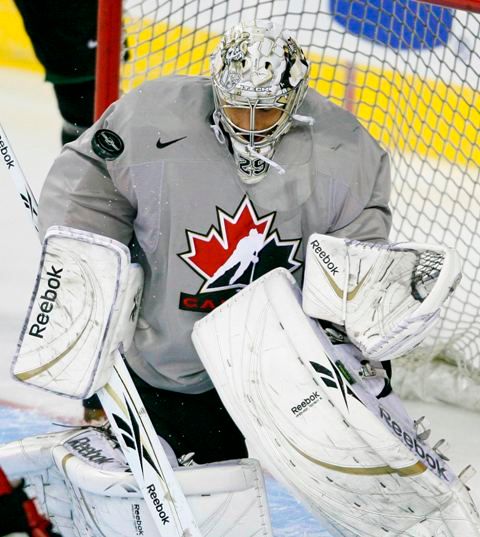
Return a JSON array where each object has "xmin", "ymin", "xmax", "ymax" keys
[{"xmin": 178, "ymin": 196, "xmax": 302, "ymax": 312}]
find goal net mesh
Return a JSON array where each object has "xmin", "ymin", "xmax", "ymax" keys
[{"xmin": 116, "ymin": 0, "xmax": 480, "ymax": 408}]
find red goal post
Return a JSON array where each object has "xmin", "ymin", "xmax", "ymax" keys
[
  {"xmin": 94, "ymin": 0, "xmax": 480, "ymax": 409},
  {"xmin": 425, "ymin": 0, "xmax": 480, "ymax": 9},
  {"xmin": 94, "ymin": 0, "xmax": 122, "ymax": 119}
]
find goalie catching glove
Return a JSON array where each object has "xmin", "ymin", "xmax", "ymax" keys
[
  {"xmin": 302, "ymin": 234, "xmax": 461, "ymax": 360},
  {"xmin": 11, "ymin": 226, "xmax": 143, "ymax": 399}
]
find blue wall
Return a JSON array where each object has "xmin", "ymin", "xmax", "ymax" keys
[{"xmin": 331, "ymin": 0, "xmax": 453, "ymax": 49}]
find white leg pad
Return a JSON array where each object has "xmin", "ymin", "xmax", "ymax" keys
[
  {"xmin": 0, "ymin": 427, "xmax": 273, "ymax": 537},
  {"xmin": 193, "ymin": 267, "xmax": 480, "ymax": 536}
]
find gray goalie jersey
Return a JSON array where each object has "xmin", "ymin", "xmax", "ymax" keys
[{"xmin": 38, "ymin": 75, "xmax": 391, "ymax": 394}]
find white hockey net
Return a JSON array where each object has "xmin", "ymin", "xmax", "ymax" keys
[{"xmin": 113, "ymin": 0, "xmax": 480, "ymax": 409}]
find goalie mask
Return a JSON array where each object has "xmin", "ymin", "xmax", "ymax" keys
[{"xmin": 210, "ymin": 20, "xmax": 310, "ymax": 184}]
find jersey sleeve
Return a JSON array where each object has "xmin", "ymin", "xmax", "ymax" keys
[
  {"xmin": 38, "ymin": 103, "xmax": 136, "ymax": 245},
  {"xmin": 328, "ymin": 127, "xmax": 392, "ymax": 243}
]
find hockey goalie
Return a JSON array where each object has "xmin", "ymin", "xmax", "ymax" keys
[
  {"xmin": 1, "ymin": 224, "xmax": 479, "ymax": 536},
  {"xmin": 1, "ymin": 19, "xmax": 478, "ymax": 537}
]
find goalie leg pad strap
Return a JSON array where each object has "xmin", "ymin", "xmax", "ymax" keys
[
  {"xmin": 11, "ymin": 226, "xmax": 144, "ymax": 399},
  {"xmin": 193, "ymin": 268, "xmax": 480, "ymax": 537}
]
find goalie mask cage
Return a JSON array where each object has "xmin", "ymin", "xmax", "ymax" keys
[{"xmin": 95, "ymin": 0, "xmax": 480, "ymax": 410}]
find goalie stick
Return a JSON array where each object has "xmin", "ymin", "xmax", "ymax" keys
[
  {"xmin": 0, "ymin": 124, "xmax": 39, "ymax": 231},
  {"xmin": 0, "ymin": 121, "xmax": 202, "ymax": 537}
]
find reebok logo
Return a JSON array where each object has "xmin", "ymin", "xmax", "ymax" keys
[
  {"xmin": 379, "ymin": 406, "xmax": 449, "ymax": 482},
  {"xmin": 146, "ymin": 484, "xmax": 170, "ymax": 525},
  {"xmin": 310, "ymin": 239, "xmax": 339, "ymax": 276},
  {"xmin": 156, "ymin": 136, "xmax": 186, "ymax": 149},
  {"xmin": 28, "ymin": 265, "xmax": 63, "ymax": 339},
  {"xmin": 0, "ymin": 134, "xmax": 15, "ymax": 170},
  {"xmin": 66, "ymin": 437, "xmax": 115, "ymax": 465},
  {"xmin": 132, "ymin": 504, "xmax": 144, "ymax": 535},
  {"xmin": 291, "ymin": 391, "xmax": 321, "ymax": 416}
]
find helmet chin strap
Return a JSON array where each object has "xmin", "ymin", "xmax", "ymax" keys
[
  {"xmin": 240, "ymin": 113, "xmax": 315, "ymax": 180},
  {"xmin": 292, "ymin": 113, "xmax": 315, "ymax": 126},
  {"xmin": 210, "ymin": 110, "xmax": 226, "ymax": 145},
  {"xmin": 246, "ymin": 145, "xmax": 285, "ymax": 175}
]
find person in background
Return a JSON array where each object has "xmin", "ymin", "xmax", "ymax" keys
[
  {"xmin": 13, "ymin": 1, "xmax": 97, "ymax": 145},
  {"xmin": 37, "ymin": 20, "xmax": 391, "ymax": 464}
]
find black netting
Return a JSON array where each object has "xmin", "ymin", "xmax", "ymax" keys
[{"xmin": 411, "ymin": 250, "xmax": 444, "ymax": 301}]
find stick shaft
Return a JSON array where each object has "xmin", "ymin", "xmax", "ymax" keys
[
  {"xmin": 0, "ymin": 123, "xmax": 39, "ymax": 231},
  {"xmin": 99, "ymin": 352, "xmax": 201, "ymax": 536}
]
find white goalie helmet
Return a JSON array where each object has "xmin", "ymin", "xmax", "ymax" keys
[{"xmin": 210, "ymin": 20, "xmax": 310, "ymax": 183}]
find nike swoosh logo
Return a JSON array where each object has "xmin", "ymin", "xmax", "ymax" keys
[
  {"xmin": 320, "ymin": 264, "xmax": 371, "ymax": 301},
  {"xmin": 156, "ymin": 136, "xmax": 187, "ymax": 149}
]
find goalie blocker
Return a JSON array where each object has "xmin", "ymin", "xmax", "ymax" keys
[
  {"xmin": 11, "ymin": 225, "xmax": 143, "ymax": 399},
  {"xmin": 193, "ymin": 268, "xmax": 480, "ymax": 536}
]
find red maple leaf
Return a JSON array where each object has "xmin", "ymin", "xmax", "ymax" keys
[{"xmin": 181, "ymin": 198, "xmax": 273, "ymax": 279}]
